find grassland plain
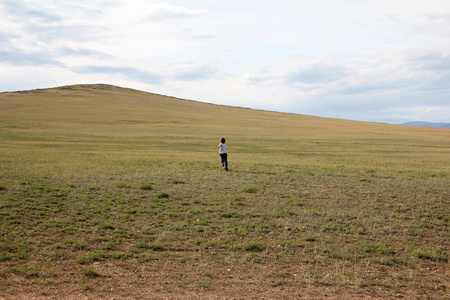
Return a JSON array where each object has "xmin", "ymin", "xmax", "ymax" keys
[{"xmin": 0, "ymin": 84, "xmax": 449, "ymax": 299}]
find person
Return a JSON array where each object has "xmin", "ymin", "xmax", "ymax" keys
[{"xmin": 218, "ymin": 137, "xmax": 228, "ymax": 171}]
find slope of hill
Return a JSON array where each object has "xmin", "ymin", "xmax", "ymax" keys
[{"xmin": 0, "ymin": 84, "xmax": 447, "ymax": 142}]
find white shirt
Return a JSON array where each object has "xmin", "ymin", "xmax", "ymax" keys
[{"xmin": 219, "ymin": 143, "xmax": 227, "ymax": 154}]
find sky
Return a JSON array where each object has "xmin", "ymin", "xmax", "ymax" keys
[{"xmin": 1, "ymin": 0, "xmax": 450, "ymax": 124}]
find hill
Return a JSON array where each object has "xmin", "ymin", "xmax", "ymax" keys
[
  {"xmin": 0, "ymin": 84, "xmax": 449, "ymax": 299},
  {"xmin": 1, "ymin": 84, "xmax": 447, "ymax": 140}
]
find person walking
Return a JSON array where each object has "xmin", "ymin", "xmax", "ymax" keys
[{"xmin": 218, "ymin": 137, "xmax": 228, "ymax": 171}]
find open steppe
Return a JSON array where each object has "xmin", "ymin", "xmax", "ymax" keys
[{"xmin": 0, "ymin": 84, "xmax": 449, "ymax": 299}]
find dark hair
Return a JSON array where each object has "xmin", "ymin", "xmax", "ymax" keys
[{"xmin": 220, "ymin": 137, "xmax": 226, "ymax": 143}]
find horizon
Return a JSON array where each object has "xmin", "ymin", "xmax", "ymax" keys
[
  {"xmin": 2, "ymin": 83, "xmax": 450, "ymax": 128},
  {"xmin": 1, "ymin": 1, "xmax": 450, "ymax": 124}
]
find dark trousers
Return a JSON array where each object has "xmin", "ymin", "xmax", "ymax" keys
[{"xmin": 220, "ymin": 153, "xmax": 228, "ymax": 167}]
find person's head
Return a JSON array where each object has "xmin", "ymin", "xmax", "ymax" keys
[{"xmin": 220, "ymin": 137, "xmax": 226, "ymax": 143}]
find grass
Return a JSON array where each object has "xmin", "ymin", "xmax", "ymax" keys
[
  {"xmin": 140, "ymin": 182, "xmax": 153, "ymax": 190},
  {"xmin": 156, "ymin": 192, "xmax": 170, "ymax": 199},
  {"xmin": 83, "ymin": 267, "xmax": 100, "ymax": 277},
  {"xmin": 0, "ymin": 84, "xmax": 449, "ymax": 299},
  {"xmin": 243, "ymin": 186, "xmax": 259, "ymax": 193},
  {"xmin": 243, "ymin": 241, "xmax": 265, "ymax": 252}
]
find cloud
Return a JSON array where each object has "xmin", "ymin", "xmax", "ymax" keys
[
  {"xmin": 338, "ymin": 78, "xmax": 420, "ymax": 96},
  {"xmin": 423, "ymin": 13, "xmax": 450, "ymax": 22},
  {"xmin": 74, "ymin": 65, "xmax": 162, "ymax": 84},
  {"xmin": 0, "ymin": 0, "xmax": 114, "ymax": 45},
  {"xmin": 0, "ymin": 45, "xmax": 113, "ymax": 67},
  {"xmin": 233, "ymin": 45, "xmax": 450, "ymax": 123},
  {"xmin": 0, "ymin": 49, "xmax": 64, "ymax": 67},
  {"xmin": 408, "ymin": 51, "xmax": 450, "ymax": 94},
  {"xmin": 243, "ymin": 56, "xmax": 349, "ymax": 87},
  {"xmin": 169, "ymin": 62, "xmax": 226, "ymax": 82},
  {"xmin": 244, "ymin": 73, "xmax": 269, "ymax": 86},
  {"xmin": 23, "ymin": 23, "xmax": 106, "ymax": 43},
  {"xmin": 145, "ymin": 3, "xmax": 206, "ymax": 21},
  {"xmin": 425, "ymin": 106, "xmax": 445, "ymax": 113},
  {"xmin": 0, "ymin": 0, "xmax": 63, "ymax": 23},
  {"xmin": 414, "ymin": 52, "xmax": 450, "ymax": 71},
  {"xmin": 286, "ymin": 64, "xmax": 348, "ymax": 84},
  {"xmin": 60, "ymin": 47, "xmax": 113, "ymax": 60}
]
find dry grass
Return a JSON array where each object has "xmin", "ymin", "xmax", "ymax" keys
[{"xmin": 0, "ymin": 84, "xmax": 449, "ymax": 299}]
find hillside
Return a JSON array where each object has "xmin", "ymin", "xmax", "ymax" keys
[
  {"xmin": 0, "ymin": 84, "xmax": 447, "ymax": 142},
  {"xmin": 1, "ymin": 83, "xmax": 449, "ymax": 175}
]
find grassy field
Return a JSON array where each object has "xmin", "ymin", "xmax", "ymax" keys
[{"xmin": 0, "ymin": 84, "xmax": 449, "ymax": 299}]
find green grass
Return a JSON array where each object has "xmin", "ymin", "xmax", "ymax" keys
[
  {"xmin": 0, "ymin": 84, "xmax": 449, "ymax": 299},
  {"xmin": 83, "ymin": 267, "xmax": 100, "ymax": 277},
  {"xmin": 140, "ymin": 182, "xmax": 153, "ymax": 190},
  {"xmin": 243, "ymin": 241, "xmax": 265, "ymax": 252},
  {"xmin": 242, "ymin": 186, "xmax": 259, "ymax": 193},
  {"xmin": 156, "ymin": 192, "xmax": 170, "ymax": 199}
]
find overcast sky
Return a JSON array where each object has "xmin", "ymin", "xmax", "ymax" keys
[{"xmin": 1, "ymin": 0, "xmax": 450, "ymax": 124}]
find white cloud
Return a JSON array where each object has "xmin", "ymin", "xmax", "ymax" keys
[
  {"xmin": 74, "ymin": 65, "xmax": 162, "ymax": 84},
  {"xmin": 425, "ymin": 106, "xmax": 445, "ymax": 113},
  {"xmin": 144, "ymin": 2, "xmax": 206, "ymax": 20}
]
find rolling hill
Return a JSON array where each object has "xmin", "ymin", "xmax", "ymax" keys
[{"xmin": 0, "ymin": 83, "xmax": 447, "ymax": 142}]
